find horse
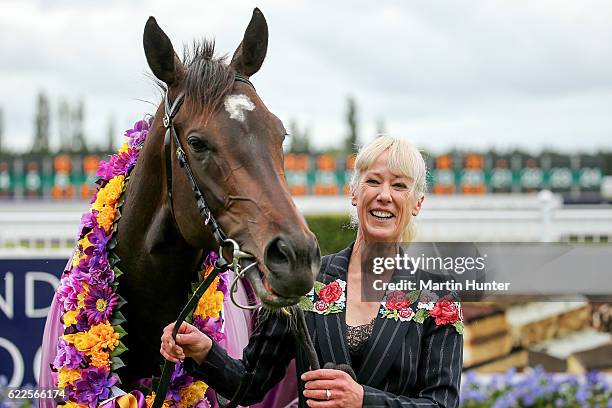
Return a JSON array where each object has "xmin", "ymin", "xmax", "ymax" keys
[{"xmin": 40, "ymin": 8, "xmax": 320, "ymax": 404}]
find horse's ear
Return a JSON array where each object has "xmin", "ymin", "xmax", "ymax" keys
[
  {"xmin": 231, "ymin": 8, "xmax": 268, "ymax": 77},
  {"xmin": 143, "ymin": 16, "xmax": 182, "ymax": 85}
]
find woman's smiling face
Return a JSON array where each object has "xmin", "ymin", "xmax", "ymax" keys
[{"xmin": 352, "ymin": 150, "xmax": 423, "ymax": 243}]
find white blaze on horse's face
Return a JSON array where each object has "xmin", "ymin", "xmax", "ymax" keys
[{"xmin": 224, "ymin": 94, "xmax": 255, "ymax": 122}]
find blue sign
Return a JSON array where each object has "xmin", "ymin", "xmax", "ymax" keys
[{"xmin": 0, "ymin": 259, "xmax": 66, "ymax": 387}]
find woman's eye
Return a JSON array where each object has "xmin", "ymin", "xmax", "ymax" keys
[
  {"xmin": 394, "ymin": 183, "xmax": 408, "ymax": 189},
  {"xmin": 366, "ymin": 179, "xmax": 380, "ymax": 185}
]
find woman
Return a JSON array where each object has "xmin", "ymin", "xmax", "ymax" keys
[{"xmin": 161, "ymin": 135, "xmax": 464, "ymax": 407}]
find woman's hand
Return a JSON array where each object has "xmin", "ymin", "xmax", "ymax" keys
[
  {"xmin": 160, "ymin": 321, "xmax": 212, "ymax": 365},
  {"xmin": 301, "ymin": 369, "xmax": 363, "ymax": 407}
]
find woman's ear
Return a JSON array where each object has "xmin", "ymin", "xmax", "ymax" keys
[{"xmin": 411, "ymin": 194, "xmax": 425, "ymax": 216}]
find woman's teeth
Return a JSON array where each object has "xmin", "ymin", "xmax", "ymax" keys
[{"xmin": 370, "ymin": 210, "xmax": 393, "ymax": 219}]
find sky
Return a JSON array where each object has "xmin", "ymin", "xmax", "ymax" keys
[{"xmin": 1, "ymin": 0, "xmax": 611, "ymax": 154}]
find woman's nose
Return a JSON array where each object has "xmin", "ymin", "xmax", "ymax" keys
[{"xmin": 377, "ymin": 183, "xmax": 392, "ymax": 202}]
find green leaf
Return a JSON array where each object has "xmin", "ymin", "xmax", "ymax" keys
[
  {"xmin": 112, "ymin": 266, "xmax": 123, "ymax": 279},
  {"xmin": 115, "ymin": 294, "xmax": 127, "ymax": 309},
  {"xmin": 110, "ymin": 341, "xmax": 128, "ymax": 358},
  {"xmin": 112, "ymin": 325, "xmax": 127, "ymax": 339},
  {"xmin": 407, "ymin": 290, "xmax": 420, "ymax": 305},
  {"xmin": 108, "ymin": 252, "xmax": 120, "ymax": 267},
  {"xmin": 298, "ymin": 296, "xmax": 314, "ymax": 311},
  {"xmin": 414, "ymin": 309, "xmax": 428, "ymax": 324},
  {"xmin": 314, "ymin": 281, "xmax": 326, "ymax": 295},
  {"xmin": 111, "ymin": 356, "xmax": 125, "ymax": 371},
  {"xmin": 453, "ymin": 321, "xmax": 464, "ymax": 335},
  {"xmin": 110, "ymin": 311, "xmax": 126, "ymax": 326}
]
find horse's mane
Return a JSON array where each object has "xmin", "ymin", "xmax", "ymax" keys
[{"xmin": 154, "ymin": 39, "xmax": 235, "ymax": 116}]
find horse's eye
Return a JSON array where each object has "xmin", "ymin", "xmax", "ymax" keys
[{"xmin": 187, "ymin": 136, "xmax": 209, "ymax": 152}]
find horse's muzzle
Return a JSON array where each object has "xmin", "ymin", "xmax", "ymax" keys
[{"xmin": 263, "ymin": 234, "xmax": 320, "ymax": 299}]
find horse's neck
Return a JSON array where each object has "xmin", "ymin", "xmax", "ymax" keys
[{"xmin": 115, "ymin": 122, "xmax": 201, "ymax": 285}]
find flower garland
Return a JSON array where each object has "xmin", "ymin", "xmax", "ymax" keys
[{"xmin": 52, "ymin": 118, "xmax": 228, "ymax": 408}]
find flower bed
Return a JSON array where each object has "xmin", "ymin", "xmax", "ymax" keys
[{"xmin": 461, "ymin": 367, "xmax": 612, "ymax": 408}]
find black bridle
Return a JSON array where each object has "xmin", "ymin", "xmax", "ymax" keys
[{"xmin": 152, "ymin": 75, "xmax": 320, "ymax": 408}]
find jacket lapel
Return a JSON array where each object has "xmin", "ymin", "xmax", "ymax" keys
[
  {"xmin": 356, "ymin": 261, "xmax": 417, "ymax": 387},
  {"xmin": 313, "ymin": 245, "xmax": 352, "ymax": 366}
]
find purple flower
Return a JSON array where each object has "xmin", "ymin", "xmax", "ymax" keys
[
  {"xmin": 73, "ymin": 367, "xmax": 117, "ymax": 408},
  {"xmin": 53, "ymin": 339, "xmax": 84, "ymax": 370},
  {"xmin": 126, "ymin": 119, "xmax": 150, "ymax": 147},
  {"xmin": 193, "ymin": 316, "xmax": 226, "ymax": 342},
  {"xmin": 79, "ymin": 210, "xmax": 99, "ymax": 234},
  {"xmin": 57, "ymin": 275, "xmax": 83, "ymax": 312},
  {"xmin": 166, "ymin": 362, "xmax": 194, "ymax": 403},
  {"xmin": 76, "ymin": 309, "xmax": 91, "ymax": 332},
  {"xmin": 84, "ymin": 285, "xmax": 119, "ymax": 325},
  {"xmin": 204, "ymin": 251, "xmax": 219, "ymax": 268}
]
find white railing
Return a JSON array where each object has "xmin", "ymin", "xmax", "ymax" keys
[{"xmin": 1, "ymin": 193, "xmax": 612, "ymax": 258}]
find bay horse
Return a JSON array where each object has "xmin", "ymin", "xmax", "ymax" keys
[{"xmin": 40, "ymin": 7, "xmax": 319, "ymax": 396}]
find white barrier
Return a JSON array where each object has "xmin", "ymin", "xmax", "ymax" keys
[{"xmin": 1, "ymin": 193, "xmax": 612, "ymax": 257}]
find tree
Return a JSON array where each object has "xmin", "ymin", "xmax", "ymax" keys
[
  {"xmin": 0, "ymin": 106, "xmax": 4, "ymax": 154},
  {"xmin": 344, "ymin": 95, "xmax": 358, "ymax": 154},
  {"xmin": 106, "ymin": 116, "xmax": 116, "ymax": 152},
  {"xmin": 288, "ymin": 119, "xmax": 311, "ymax": 154},
  {"xmin": 33, "ymin": 92, "xmax": 50, "ymax": 153},
  {"xmin": 71, "ymin": 98, "xmax": 87, "ymax": 152},
  {"xmin": 58, "ymin": 98, "xmax": 71, "ymax": 152}
]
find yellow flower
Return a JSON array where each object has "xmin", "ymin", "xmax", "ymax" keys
[
  {"xmin": 89, "ymin": 349, "xmax": 110, "ymax": 369},
  {"xmin": 78, "ymin": 234, "xmax": 93, "ymax": 253},
  {"xmin": 97, "ymin": 203, "xmax": 117, "ymax": 234},
  {"xmin": 118, "ymin": 141, "xmax": 130, "ymax": 155},
  {"xmin": 178, "ymin": 381, "xmax": 208, "ymax": 408},
  {"xmin": 63, "ymin": 331, "xmax": 98, "ymax": 353},
  {"xmin": 145, "ymin": 393, "xmax": 172, "ymax": 408},
  {"xmin": 76, "ymin": 283, "xmax": 89, "ymax": 309},
  {"xmin": 57, "ymin": 367, "xmax": 81, "ymax": 388},
  {"xmin": 63, "ymin": 310, "xmax": 79, "ymax": 327},
  {"xmin": 194, "ymin": 277, "xmax": 223, "ymax": 319},
  {"xmin": 92, "ymin": 175, "xmax": 125, "ymax": 211},
  {"xmin": 89, "ymin": 322, "xmax": 120, "ymax": 351}
]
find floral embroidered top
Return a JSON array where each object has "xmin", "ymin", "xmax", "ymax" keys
[{"xmin": 299, "ymin": 279, "xmax": 464, "ymax": 335}]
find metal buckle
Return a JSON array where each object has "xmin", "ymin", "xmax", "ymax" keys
[{"xmin": 163, "ymin": 114, "xmax": 170, "ymax": 128}]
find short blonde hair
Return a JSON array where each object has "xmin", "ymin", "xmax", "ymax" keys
[{"xmin": 350, "ymin": 135, "xmax": 427, "ymax": 242}]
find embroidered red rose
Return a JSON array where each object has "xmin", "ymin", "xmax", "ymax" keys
[
  {"xmin": 385, "ymin": 291, "xmax": 409, "ymax": 311},
  {"xmin": 314, "ymin": 300, "xmax": 329, "ymax": 312},
  {"xmin": 319, "ymin": 281, "xmax": 342, "ymax": 303},
  {"xmin": 429, "ymin": 301, "xmax": 459, "ymax": 325},
  {"xmin": 398, "ymin": 308, "xmax": 414, "ymax": 320}
]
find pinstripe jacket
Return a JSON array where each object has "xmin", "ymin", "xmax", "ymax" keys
[{"xmin": 185, "ymin": 244, "xmax": 464, "ymax": 408}]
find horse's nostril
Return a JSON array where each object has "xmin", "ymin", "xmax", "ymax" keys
[{"xmin": 264, "ymin": 236, "xmax": 295, "ymax": 271}]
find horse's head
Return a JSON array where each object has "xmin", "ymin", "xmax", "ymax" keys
[{"xmin": 143, "ymin": 9, "xmax": 319, "ymax": 308}]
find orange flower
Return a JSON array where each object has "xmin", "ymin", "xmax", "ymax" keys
[
  {"xmin": 89, "ymin": 322, "xmax": 120, "ymax": 351},
  {"xmin": 89, "ymin": 349, "xmax": 111, "ymax": 369},
  {"xmin": 92, "ymin": 175, "xmax": 125, "ymax": 211},
  {"xmin": 97, "ymin": 204, "xmax": 117, "ymax": 234}
]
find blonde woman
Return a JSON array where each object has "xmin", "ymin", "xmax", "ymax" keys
[{"xmin": 162, "ymin": 136, "xmax": 463, "ymax": 408}]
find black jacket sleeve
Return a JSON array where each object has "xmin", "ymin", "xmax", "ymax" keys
[{"xmin": 183, "ymin": 309, "xmax": 296, "ymax": 405}]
